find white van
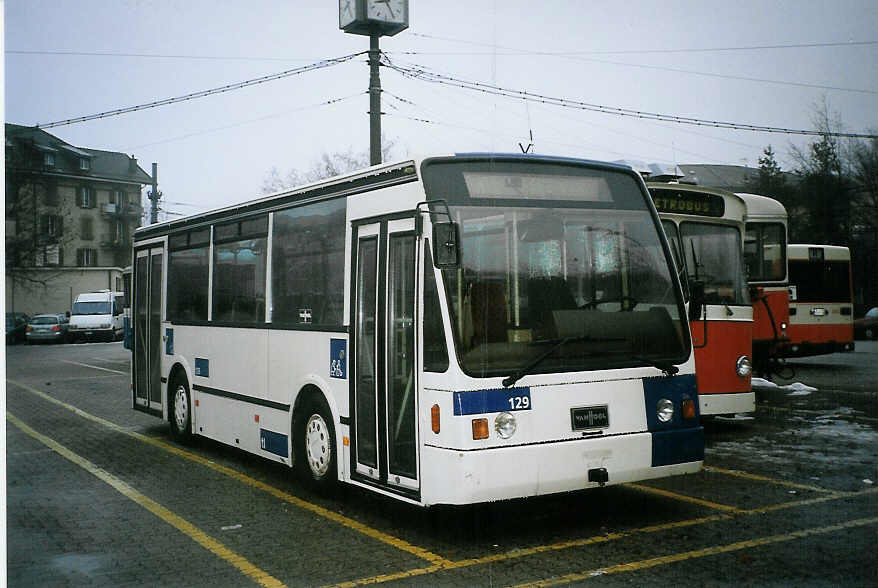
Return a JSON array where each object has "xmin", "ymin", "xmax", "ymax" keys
[{"xmin": 69, "ymin": 290, "xmax": 126, "ymax": 342}]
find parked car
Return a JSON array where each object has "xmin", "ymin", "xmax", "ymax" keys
[
  {"xmin": 854, "ymin": 307, "xmax": 878, "ymax": 340},
  {"xmin": 25, "ymin": 313, "xmax": 71, "ymax": 344},
  {"xmin": 6, "ymin": 312, "xmax": 29, "ymax": 344}
]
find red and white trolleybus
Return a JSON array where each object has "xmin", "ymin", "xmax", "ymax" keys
[
  {"xmin": 648, "ymin": 182, "xmax": 754, "ymax": 416},
  {"xmin": 782, "ymin": 244, "xmax": 855, "ymax": 357},
  {"xmin": 738, "ymin": 192, "xmax": 790, "ymax": 376}
]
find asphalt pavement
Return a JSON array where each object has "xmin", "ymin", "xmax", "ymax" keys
[{"xmin": 5, "ymin": 340, "xmax": 877, "ymax": 586}]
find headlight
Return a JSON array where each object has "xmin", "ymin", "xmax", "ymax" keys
[
  {"xmin": 736, "ymin": 355, "xmax": 752, "ymax": 377},
  {"xmin": 494, "ymin": 412, "xmax": 517, "ymax": 439},
  {"xmin": 656, "ymin": 398, "xmax": 674, "ymax": 423}
]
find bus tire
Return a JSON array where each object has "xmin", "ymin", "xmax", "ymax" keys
[
  {"xmin": 294, "ymin": 395, "xmax": 337, "ymax": 488},
  {"xmin": 169, "ymin": 373, "xmax": 193, "ymax": 444}
]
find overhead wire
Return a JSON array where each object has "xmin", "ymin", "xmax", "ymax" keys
[
  {"xmin": 36, "ymin": 51, "xmax": 366, "ymax": 129},
  {"xmin": 408, "ymin": 33, "xmax": 878, "ymax": 55},
  {"xmin": 382, "ymin": 55, "xmax": 878, "ymax": 139},
  {"xmin": 398, "ymin": 33, "xmax": 878, "ymax": 96},
  {"xmin": 121, "ymin": 92, "xmax": 366, "ymax": 151}
]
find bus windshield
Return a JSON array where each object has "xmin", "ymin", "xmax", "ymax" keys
[
  {"xmin": 680, "ymin": 222, "xmax": 749, "ymax": 305},
  {"xmin": 422, "ymin": 158, "xmax": 688, "ymax": 378}
]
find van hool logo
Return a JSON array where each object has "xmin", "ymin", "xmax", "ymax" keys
[{"xmin": 651, "ymin": 191, "xmax": 725, "ymax": 217}]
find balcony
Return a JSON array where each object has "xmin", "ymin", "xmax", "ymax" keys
[{"xmin": 100, "ymin": 233, "xmax": 131, "ymax": 249}]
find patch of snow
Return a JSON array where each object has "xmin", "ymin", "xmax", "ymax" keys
[{"xmin": 751, "ymin": 377, "xmax": 777, "ymax": 388}]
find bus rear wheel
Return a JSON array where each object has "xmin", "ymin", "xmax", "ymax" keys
[
  {"xmin": 169, "ymin": 374, "xmax": 193, "ymax": 444},
  {"xmin": 294, "ymin": 396, "xmax": 336, "ymax": 488}
]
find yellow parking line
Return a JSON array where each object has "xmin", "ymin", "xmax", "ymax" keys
[
  {"xmin": 510, "ymin": 516, "xmax": 878, "ymax": 587},
  {"xmin": 625, "ymin": 483, "xmax": 744, "ymax": 513},
  {"xmin": 327, "ymin": 483, "xmax": 878, "ymax": 586},
  {"xmin": 704, "ymin": 465, "xmax": 837, "ymax": 494},
  {"xmin": 7, "ymin": 411, "xmax": 284, "ymax": 588},
  {"xmin": 6, "ymin": 378, "xmax": 450, "ymax": 567}
]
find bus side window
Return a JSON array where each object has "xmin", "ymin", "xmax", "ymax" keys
[{"xmin": 423, "ymin": 244, "xmax": 449, "ymax": 372}]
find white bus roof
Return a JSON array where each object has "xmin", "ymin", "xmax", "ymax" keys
[
  {"xmin": 133, "ymin": 153, "xmax": 643, "ymax": 243},
  {"xmin": 788, "ymin": 244, "xmax": 851, "ymax": 261},
  {"xmin": 735, "ymin": 192, "xmax": 788, "ymax": 222}
]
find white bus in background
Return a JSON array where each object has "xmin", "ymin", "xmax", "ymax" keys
[{"xmin": 131, "ymin": 153, "xmax": 704, "ymax": 507}]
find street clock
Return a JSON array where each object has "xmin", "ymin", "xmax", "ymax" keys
[{"xmin": 340, "ymin": 0, "xmax": 409, "ymax": 37}]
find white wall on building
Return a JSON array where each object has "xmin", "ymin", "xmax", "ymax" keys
[{"xmin": 6, "ymin": 267, "xmax": 124, "ymax": 316}]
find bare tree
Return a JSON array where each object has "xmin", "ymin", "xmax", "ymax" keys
[{"xmin": 262, "ymin": 138, "xmax": 398, "ymax": 194}]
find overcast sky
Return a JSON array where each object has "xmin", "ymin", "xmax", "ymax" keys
[{"xmin": 6, "ymin": 0, "xmax": 878, "ymax": 219}]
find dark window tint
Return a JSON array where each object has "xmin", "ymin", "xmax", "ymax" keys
[
  {"xmin": 271, "ymin": 199, "xmax": 346, "ymax": 328},
  {"xmin": 167, "ymin": 246, "xmax": 210, "ymax": 321},
  {"xmin": 789, "ymin": 260, "xmax": 851, "ymax": 303},
  {"xmin": 423, "ymin": 245, "xmax": 449, "ymax": 372},
  {"xmin": 744, "ymin": 222, "xmax": 786, "ymax": 282},
  {"xmin": 212, "ymin": 237, "xmax": 267, "ymax": 323}
]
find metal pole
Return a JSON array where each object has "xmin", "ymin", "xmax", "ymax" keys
[
  {"xmin": 369, "ymin": 33, "xmax": 382, "ymax": 166},
  {"xmin": 149, "ymin": 162, "xmax": 160, "ymax": 224}
]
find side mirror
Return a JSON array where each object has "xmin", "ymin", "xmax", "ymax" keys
[
  {"xmin": 688, "ymin": 279, "xmax": 705, "ymax": 322},
  {"xmin": 432, "ymin": 222, "xmax": 460, "ymax": 269}
]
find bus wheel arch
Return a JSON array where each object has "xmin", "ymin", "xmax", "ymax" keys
[
  {"xmin": 292, "ymin": 385, "xmax": 337, "ymax": 488},
  {"xmin": 168, "ymin": 363, "xmax": 193, "ymax": 444}
]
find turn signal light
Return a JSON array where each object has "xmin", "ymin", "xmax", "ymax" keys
[
  {"xmin": 472, "ymin": 418, "xmax": 489, "ymax": 440},
  {"xmin": 682, "ymin": 398, "xmax": 696, "ymax": 420},
  {"xmin": 431, "ymin": 404, "xmax": 440, "ymax": 434}
]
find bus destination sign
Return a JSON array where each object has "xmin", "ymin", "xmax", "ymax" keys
[{"xmin": 649, "ymin": 190, "xmax": 725, "ymax": 217}]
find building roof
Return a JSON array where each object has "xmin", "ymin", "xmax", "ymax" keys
[
  {"xmin": 5, "ymin": 123, "xmax": 153, "ymax": 185},
  {"xmin": 677, "ymin": 164, "xmax": 759, "ymax": 192}
]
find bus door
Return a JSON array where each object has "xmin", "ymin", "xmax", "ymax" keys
[
  {"xmin": 133, "ymin": 246, "xmax": 164, "ymax": 415},
  {"xmin": 351, "ymin": 218, "xmax": 419, "ymax": 494}
]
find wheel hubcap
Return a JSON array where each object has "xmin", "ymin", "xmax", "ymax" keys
[
  {"xmin": 174, "ymin": 385, "xmax": 189, "ymax": 431},
  {"xmin": 305, "ymin": 414, "xmax": 330, "ymax": 477}
]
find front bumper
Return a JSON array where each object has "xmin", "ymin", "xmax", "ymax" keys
[
  {"xmin": 420, "ymin": 428, "xmax": 703, "ymax": 506},
  {"xmin": 26, "ymin": 331, "xmax": 66, "ymax": 342}
]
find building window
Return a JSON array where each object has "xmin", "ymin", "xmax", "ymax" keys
[
  {"xmin": 36, "ymin": 245, "xmax": 63, "ymax": 267},
  {"xmin": 41, "ymin": 214, "xmax": 63, "ymax": 238},
  {"xmin": 109, "ymin": 189, "xmax": 126, "ymax": 205},
  {"xmin": 80, "ymin": 217, "xmax": 94, "ymax": 240},
  {"xmin": 80, "ymin": 158, "xmax": 91, "ymax": 171},
  {"xmin": 78, "ymin": 186, "xmax": 94, "ymax": 208},
  {"xmin": 44, "ymin": 152, "xmax": 55, "ymax": 167},
  {"xmin": 77, "ymin": 248, "xmax": 98, "ymax": 267}
]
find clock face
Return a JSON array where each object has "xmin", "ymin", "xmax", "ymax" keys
[
  {"xmin": 339, "ymin": 0, "xmax": 357, "ymax": 28},
  {"xmin": 367, "ymin": 0, "xmax": 407, "ymax": 24}
]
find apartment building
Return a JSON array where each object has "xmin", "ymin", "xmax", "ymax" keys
[{"xmin": 5, "ymin": 123, "xmax": 153, "ymax": 316}]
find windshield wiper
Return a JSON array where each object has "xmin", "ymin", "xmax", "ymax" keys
[
  {"xmin": 631, "ymin": 355, "xmax": 679, "ymax": 377},
  {"xmin": 502, "ymin": 335, "xmax": 624, "ymax": 388}
]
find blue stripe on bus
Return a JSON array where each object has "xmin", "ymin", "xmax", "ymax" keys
[
  {"xmin": 642, "ymin": 374, "xmax": 699, "ymax": 431},
  {"xmin": 651, "ymin": 427, "xmax": 704, "ymax": 466},
  {"xmin": 453, "ymin": 387, "xmax": 532, "ymax": 416},
  {"xmin": 642, "ymin": 373, "xmax": 703, "ymax": 466},
  {"xmin": 260, "ymin": 429, "xmax": 289, "ymax": 458}
]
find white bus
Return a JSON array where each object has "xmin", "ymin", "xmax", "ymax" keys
[{"xmin": 131, "ymin": 154, "xmax": 703, "ymax": 506}]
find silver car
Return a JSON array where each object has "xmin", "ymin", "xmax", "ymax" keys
[{"xmin": 25, "ymin": 314, "xmax": 70, "ymax": 344}]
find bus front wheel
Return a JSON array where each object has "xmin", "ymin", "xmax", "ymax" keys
[
  {"xmin": 169, "ymin": 374, "xmax": 193, "ymax": 444},
  {"xmin": 294, "ymin": 395, "xmax": 336, "ymax": 488}
]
